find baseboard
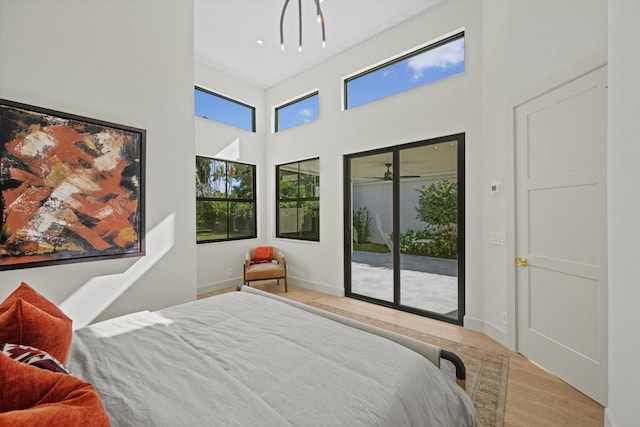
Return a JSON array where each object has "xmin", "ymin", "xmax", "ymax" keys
[
  {"xmin": 290, "ymin": 276, "xmax": 345, "ymax": 297},
  {"xmin": 605, "ymin": 408, "xmax": 616, "ymax": 427},
  {"xmin": 463, "ymin": 315, "xmax": 484, "ymax": 333},
  {"xmin": 197, "ymin": 278, "xmax": 240, "ymax": 296},
  {"xmin": 483, "ymin": 320, "xmax": 509, "ymax": 348},
  {"xmin": 462, "ymin": 316, "xmax": 510, "ymax": 348}
]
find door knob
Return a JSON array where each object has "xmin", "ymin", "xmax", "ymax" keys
[{"xmin": 516, "ymin": 257, "xmax": 528, "ymax": 267}]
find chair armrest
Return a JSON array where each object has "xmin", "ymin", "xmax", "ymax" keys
[
  {"xmin": 244, "ymin": 251, "xmax": 252, "ymax": 270},
  {"xmin": 273, "ymin": 248, "xmax": 286, "ymax": 266}
]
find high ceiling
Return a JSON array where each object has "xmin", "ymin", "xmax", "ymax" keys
[{"xmin": 194, "ymin": 0, "xmax": 444, "ymax": 89}]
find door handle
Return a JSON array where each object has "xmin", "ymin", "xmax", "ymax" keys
[{"xmin": 516, "ymin": 257, "xmax": 528, "ymax": 267}]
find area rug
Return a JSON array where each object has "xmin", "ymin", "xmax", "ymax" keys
[{"xmin": 305, "ymin": 301, "xmax": 509, "ymax": 427}]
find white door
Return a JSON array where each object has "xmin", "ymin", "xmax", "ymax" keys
[{"xmin": 515, "ymin": 65, "xmax": 607, "ymax": 405}]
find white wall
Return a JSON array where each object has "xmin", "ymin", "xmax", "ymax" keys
[
  {"xmin": 194, "ymin": 62, "xmax": 267, "ymax": 294},
  {"xmin": 607, "ymin": 2, "xmax": 640, "ymax": 426},
  {"xmin": 0, "ymin": 0, "xmax": 196, "ymax": 327},
  {"xmin": 481, "ymin": 0, "xmax": 607, "ymax": 345},
  {"xmin": 265, "ymin": 0, "xmax": 485, "ymax": 300}
]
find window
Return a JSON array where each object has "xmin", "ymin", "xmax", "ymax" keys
[
  {"xmin": 276, "ymin": 158, "xmax": 320, "ymax": 241},
  {"xmin": 196, "ymin": 156, "xmax": 256, "ymax": 243},
  {"xmin": 344, "ymin": 32, "xmax": 465, "ymax": 109},
  {"xmin": 194, "ymin": 86, "xmax": 256, "ymax": 132},
  {"xmin": 275, "ymin": 91, "xmax": 319, "ymax": 132}
]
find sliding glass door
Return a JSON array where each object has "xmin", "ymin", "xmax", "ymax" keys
[
  {"xmin": 349, "ymin": 152, "xmax": 394, "ymax": 303},
  {"xmin": 344, "ymin": 134, "xmax": 465, "ymax": 324}
]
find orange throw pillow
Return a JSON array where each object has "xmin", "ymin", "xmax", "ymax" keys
[
  {"xmin": 0, "ymin": 283, "xmax": 72, "ymax": 363},
  {"xmin": 253, "ymin": 246, "xmax": 273, "ymax": 264},
  {"xmin": 0, "ymin": 352, "xmax": 110, "ymax": 426}
]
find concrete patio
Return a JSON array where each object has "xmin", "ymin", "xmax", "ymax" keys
[{"xmin": 350, "ymin": 251, "xmax": 458, "ymax": 316}]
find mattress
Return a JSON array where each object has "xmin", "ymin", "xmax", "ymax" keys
[{"xmin": 67, "ymin": 289, "xmax": 476, "ymax": 426}]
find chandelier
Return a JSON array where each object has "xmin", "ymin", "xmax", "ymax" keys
[{"xmin": 280, "ymin": 0, "xmax": 326, "ymax": 52}]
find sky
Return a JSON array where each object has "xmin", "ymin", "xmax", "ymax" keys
[
  {"xmin": 194, "ymin": 89, "xmax": 254, "ymax": 132},
  {"xmin": 347, "ymin": 37, "xmax": 465, "ymax": 109},
  {"xmin": 277, "ymin": 93, "xmax": 319, "ymax": 132},
  {"xmin": 195, "ymin": 35, "xmax": 464, "ymax": 132}
]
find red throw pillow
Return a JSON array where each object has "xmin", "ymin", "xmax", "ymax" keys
[
  {"xmin": 0, "ymin": 352, "xmax": 110, "ymax": 426},
  {"xmin": 0, "ymin": 283, "xmax": 72, "ymax": 363},
  {"xmin": 253, "ymin": 246, "xmax": 273, "ymax": 264},
  {"xmin": 0, "ymin": 282, "xmax": 67, "ymax": 318}
]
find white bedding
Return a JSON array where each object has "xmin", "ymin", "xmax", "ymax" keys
[{"xmin": 67, "ymin": 291, "xmax": 476, "ymax": 427}]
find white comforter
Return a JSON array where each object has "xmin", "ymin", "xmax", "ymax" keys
[{"xmin": 67, "ymin": 291, "xmax": 476, "ymax": 427}]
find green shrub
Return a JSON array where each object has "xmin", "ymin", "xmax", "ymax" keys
[
  {"xmin": 352, "ymin": 207, "xmax": 371, "ymax": 243},
  {"xmin": 415, "ymin": 180, "xmax": 458, "ymax": 257},
  {"xmin": 353, "ymin": 242, "xmax": 390, "ymax": 253},
  {"xmin": 399, "ymin": 227, "xmax": 457, "ymax": 258}
]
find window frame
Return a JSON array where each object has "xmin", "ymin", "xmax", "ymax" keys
[
  {"xmin": 196, "ymin": 156, "xmax": 257, "ymax": 244},
  {"xmin": 275, "ymin": 157, "xmax": 320, "ymax": 242},
  {"xmin": 274, "ymin": 90, "xmax": 319, "ymax": 133},
  {"xmin": 343, "ymin": 31, "xmax": 465, "ymax": 110},
  {"xmin": 194, "ymin": 86, "xmax": 256, "ymax": 132}
]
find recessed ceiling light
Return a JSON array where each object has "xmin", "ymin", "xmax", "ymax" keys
[{"xmin": 256, "ymin": 39, "xmax": 264, "ymax": 45}]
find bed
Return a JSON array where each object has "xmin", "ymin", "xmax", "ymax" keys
[{"xmin": 66, "ymin": 285, "xmax": 477, "ymax": 426}]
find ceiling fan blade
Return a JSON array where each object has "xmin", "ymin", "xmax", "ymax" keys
[{"xmin": 356, "ymin": 163, "xmax": 421, "ymax": 182}]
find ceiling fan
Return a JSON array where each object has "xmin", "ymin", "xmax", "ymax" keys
[{"xmin": 362, "ymin": 163, "xmax": 420, "ymax": 181}]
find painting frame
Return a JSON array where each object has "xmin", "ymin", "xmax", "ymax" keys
[{"xmin": 0, "ymin": 98, "xmax": 145, "ymax": 270}]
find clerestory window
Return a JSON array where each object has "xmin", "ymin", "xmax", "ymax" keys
[{"xmin": 344, "ymin": 32, "xmax": 465, "ymax": 109}]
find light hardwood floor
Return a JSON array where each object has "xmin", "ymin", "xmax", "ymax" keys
[{"xmin": 200, "ymin": 283, "xmax": 604, "ymax": 427}]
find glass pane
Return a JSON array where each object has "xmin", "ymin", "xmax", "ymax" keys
[
  {"xmin": 227, "ymin": 162, "xmax": 254, "ymax": 199},
  {"xmin": 299, "ymin": 158, "xmax": 320, "ymax": 197},
  {"xmin": 300, "ymin": 201, "xmax": 320, "ymax": 239},
  {"xmin": 278, "ymin": 201, "xmax": 300, "ymax": 237},
  {"xmin": 279, "ymin": 167, "xmax": 299, "ymax": 199},
  {"xmin": 277, "ymin": 93, "xmax": 319, "ymax": 132},
  {"xmin": 229, "ymin": 202, "xmax": 255, "ymax": 238},
  {"xmin": 350, "ymin": 152, "xmax": 394, "ymax": 303},
  {"xmin": 299, "ymin": 171, "xmax": 317, "ymax": 198},
  {"xmin": 195, "ymin": 87, "xmax": 254, "ymax": 132},
  {"xmin": 196, "ymin": 157, "xmax": 227, "ymax": 198},
  {"xmin": 399, "ymin": 141, "xmax": 458, "ymax": 318},
  {"xmin": 347, "ymin": 35, "xmax": 464, "ymax": 109},
  {"xmin": 196, "ymin": 201, "xmax": 228, "ymax": 242}
]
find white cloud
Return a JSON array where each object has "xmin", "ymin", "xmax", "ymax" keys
[
  {"xmin": 407, "ymin": 38, "xmax": 464, "ymax": 80},
  {"xmin": 297, "ymin": 108, "xmax": 314, "ymax": 122}
]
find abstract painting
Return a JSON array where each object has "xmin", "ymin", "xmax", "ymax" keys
[{"xmin": 0, "ymin": 99, "xmax": 145, "ymax": 270}]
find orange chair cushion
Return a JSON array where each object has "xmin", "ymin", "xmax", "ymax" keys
[
  {"xmin": 0, "ymin": 352, "xmax": 110, "ymax": 426},
  {"xmin": 244, "ymin": 263, "xmax": 286, "ymax": 281},
  {"xmin": 0, "ymin": 283, "xmax": 72, "ymax": 364}
]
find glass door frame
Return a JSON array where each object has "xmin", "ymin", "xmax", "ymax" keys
[{"xmin": 343, "ymin": 133, "xmax": 466, "ymax": 325}]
